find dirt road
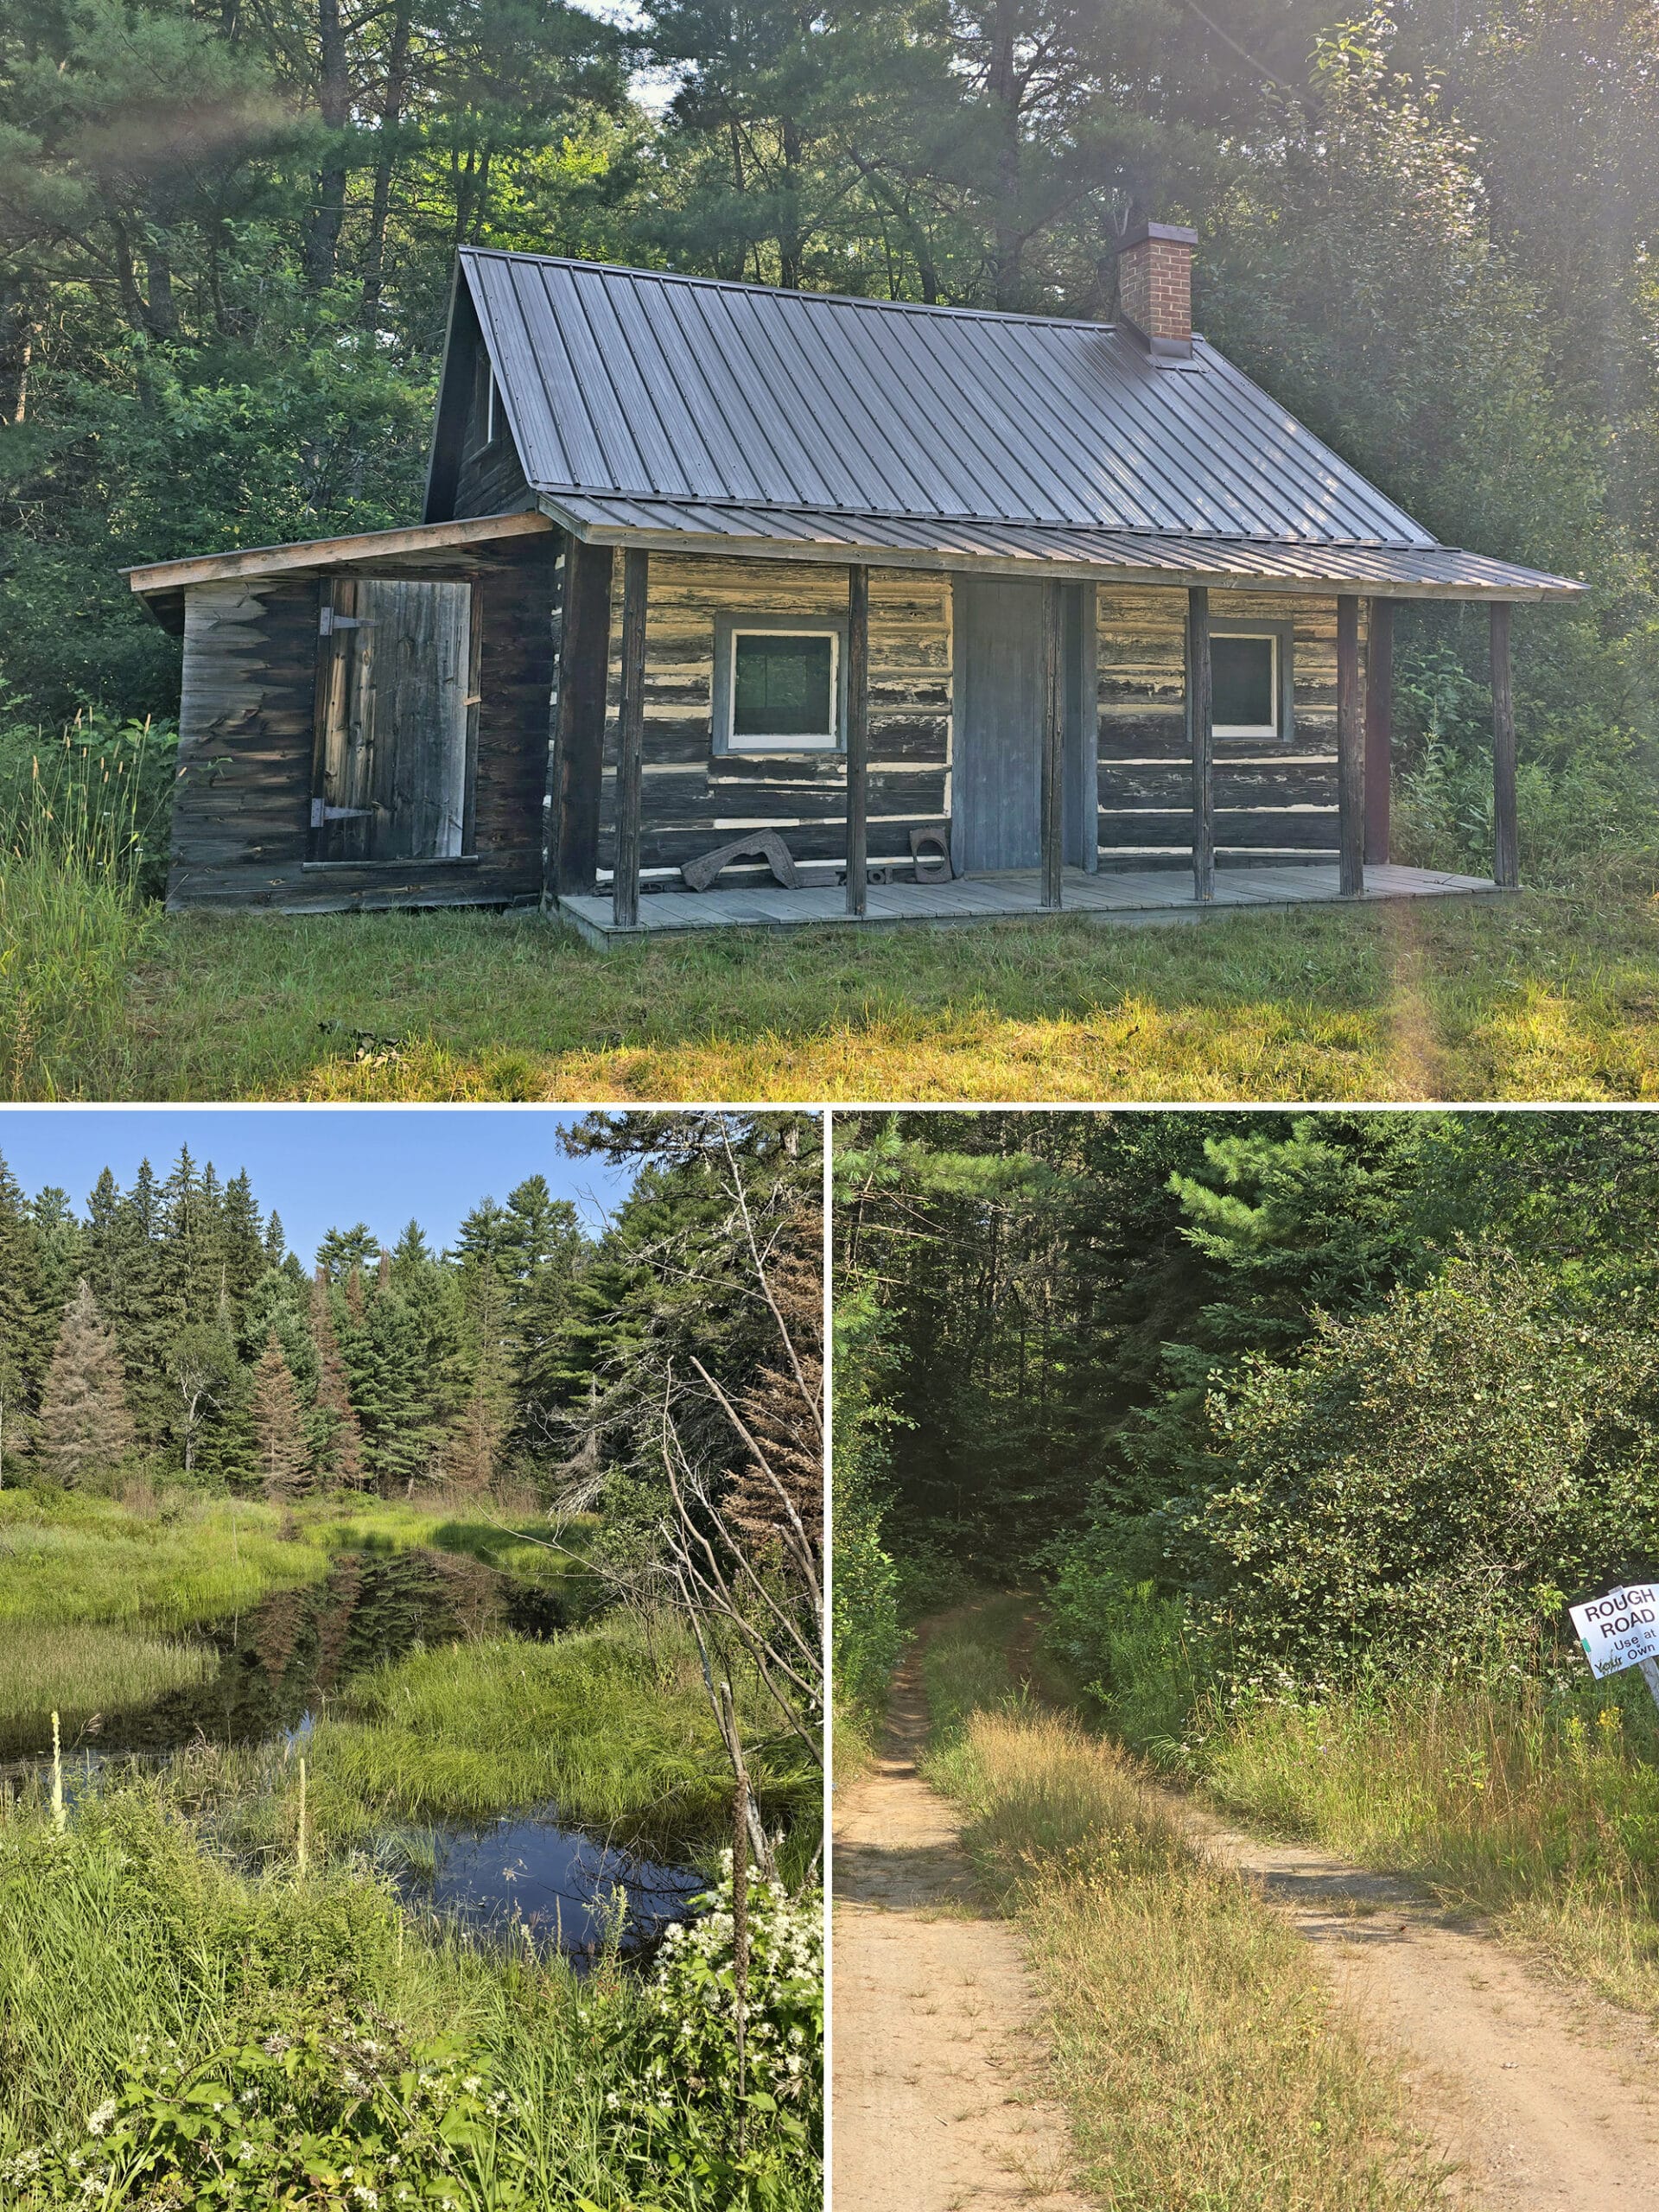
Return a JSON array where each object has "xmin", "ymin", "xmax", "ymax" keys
[
  {"xmin": 836, "ymin": 1618, "xmax": 1659, "ymax": 2210},
  {"xmin": 1178, "ymin": 1800, "xmax": 1659, "ymax": 2209},
  {"xmin": 832, "ymin": 1648, "xmax": 1092, "ymax": 2211}
]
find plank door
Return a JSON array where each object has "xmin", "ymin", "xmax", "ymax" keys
[
  {"xmin": 952, "ymin": 578, "xmax": 1093, "ymax": 874},
  {"xmin": 313, "ymin": 577, "xmax": 473, "ymax": 861},
  {"xmin": 953, "ymin": 576, "xmax": 1045, "ymax": 873}
]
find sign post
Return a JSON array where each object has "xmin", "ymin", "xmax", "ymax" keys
[{"xmin": 1568, "ymin": 1583, "xmax": 1659, "ymax": 1711}]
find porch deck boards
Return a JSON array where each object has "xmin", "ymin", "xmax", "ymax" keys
[{"xmin": 558, "ymin": 861, "xmax": 1499, "ymax": 944}]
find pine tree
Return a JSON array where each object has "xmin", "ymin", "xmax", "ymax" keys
[
  {"xmin": 0, "ymin": 1150, "xmax": 49, "ymax": 1468},
  {"xmin": 36, "ymin": 1281, "xmax": 136, "ymax": 1487},
  {"xmin": 310, "ymin": 1269, "xmax": 365, "ymax": 1488},
  {"xmin": 250, "ymin": 1333, "xmax": 309, "ymax": 1503}
]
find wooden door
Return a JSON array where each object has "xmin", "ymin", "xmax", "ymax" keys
[
  {"xmin": 953, "ymin": 577, "xmax": 1045, "ymax": 873},
  {"xmin": 314, "ymin": 577, "xmax": 473, "ymax": 862}
]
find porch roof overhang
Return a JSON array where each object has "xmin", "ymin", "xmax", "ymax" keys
[
  {"xmin": 537, "ymin": 491, "xmax": 1584, "ymax": 603},
  {"xmin": 123, "ymin": 510, "xmax": 553, "ymax": 632}
]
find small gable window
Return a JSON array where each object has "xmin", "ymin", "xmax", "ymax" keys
[
  {"xmin": 714, "ymin": 616, "xmax": 845, "ymax": 753},
  {"xmin": 1211, "ymin": 630, "xmax": 1282, "ymax": 739}
]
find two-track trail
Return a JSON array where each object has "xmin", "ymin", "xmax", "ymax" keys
[
  {"xmin": 835, "ymin": 1618, "xmax": 1659, "ymax": 2211},
  {"xmin": 1173, "ymin": 1802, "xmax": 1659, "ymax": 2209},
  {"xmin": 832, "ymin": 1645, "xmax": 1093, "ymax": 2211}
]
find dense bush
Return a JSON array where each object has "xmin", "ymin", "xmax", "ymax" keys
[{"xmin": 1165, "ymin": 1252, "xmax": 1659, "ymax": 1691}]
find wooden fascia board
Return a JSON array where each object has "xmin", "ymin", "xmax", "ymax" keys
[
  {"xmin": 422, "ymin": 263, "xmax": 474, "ymax": 523},
  {"xmin": 531, "ymin": 497, "xmax": 1581, "ymax": 602},
  {"xmin": 124, "ymin": 510, "xmax": 552, "ymax": 596}
]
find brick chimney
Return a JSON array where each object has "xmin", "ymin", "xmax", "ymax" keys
[{"xmin": 1115, "ymin": 219, "xmax": 1198, "ymax": 361}]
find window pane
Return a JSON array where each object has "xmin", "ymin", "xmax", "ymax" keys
[
  {"xmin": 1212, "ymin": 635, "xmax": 1276, "ymax": 729},
  {"xmin": 733, "ymin": 632, "xmax": 835, "ymax": 738}
]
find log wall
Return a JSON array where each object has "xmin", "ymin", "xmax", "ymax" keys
[
  {"xmin": 1095, "ymin": 587, "xmax": 1363, "ymax": 868},
  {"xmin": 167, "ymin": 532, "xmax": 556, "ymax": 911},
  {"xmin": 594, "ymin": 552, "xmax": 951, "ymax": 880}
]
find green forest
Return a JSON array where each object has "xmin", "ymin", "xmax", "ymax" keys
[
  {"xmin": 3, "ymin": 0, "xmax": 1656, "ymax": 871},
  {"xmin": 832, "ymin": 1108, "xmax": 1659, "ymax": 2202},
  {"xmin": 0, "ymin": 1107, "xmax": 814, "ymax": 1500},
  {"xmin": 1, "ymin": 1108, "xmax": 823, "ymax": 2211}
]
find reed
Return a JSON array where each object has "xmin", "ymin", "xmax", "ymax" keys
[{"xmin": 0, "ymin": 715, "xmax": 172, "ymax": 1101}]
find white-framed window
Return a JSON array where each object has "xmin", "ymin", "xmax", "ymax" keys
[
  {"xmin": 713, "ymin": 614, "xmax": 845, "ymax": 753},
  {"xmin": 1211, "ymin": 629, "xmax": 1282, "ymax": 738}
]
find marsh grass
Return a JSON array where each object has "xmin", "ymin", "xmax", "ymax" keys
[
  {"xmin": 310, "ymin": 1612, "xmax": 816, "ymax": 1860},
  {"xmin": 918, "ymin": 1611, "xmax": 1450, "ymax": 2212},
  {"xmin": 1202, "ymin": 1669, "xmax": 1659, "ymax": 2014},
  {"xmin": 0, "ymin": 1624, "xmax": 214, "ymax": 1746},
  {"xmin": 0, "ymin": 1781, "xmax": 669, "ymax": 2202},
  {"xmin": 0, "ymin": 1490, "xmax": 584, "ymax": 1637}
]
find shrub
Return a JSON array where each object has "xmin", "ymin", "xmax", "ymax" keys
[
  {"xmin": 605, "ymin": 1860, "xmax": 823, "ymax": 2202},
  {"xmin": 1168, "ymin": 1249, "xmax": 1659, "ymax": 1691}
]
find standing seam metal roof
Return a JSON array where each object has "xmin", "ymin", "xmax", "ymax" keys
[{"xmin": 458, "ymin": 249, "xmax": 1439, "ymax": 548}]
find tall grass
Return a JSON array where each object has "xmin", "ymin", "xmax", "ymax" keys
[
  {"xmin": 0, "ymin": 1783, "xmax": 762, "ymax": 2208},
  {"xmin": 1203, "ymin": 1669, "xmax": 1659, "ymax": 2013},
  {"xmin": 0, "ymin": 713, "xmax": 173, "ymax": 1100},
  {"xmin": 313, "ymin": 1611, "xmax": 817, "ymax": 1859},
  {"xmin": 0, "ymin": 1623, "xmax": 214, "ymax": 1746},
  {"xmin": 918, "ymin": 1611, "xmax": 1449, "ymax": 2212}
]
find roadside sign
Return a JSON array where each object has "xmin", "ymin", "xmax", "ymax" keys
[{"xmin": 1569, "ymin": 1584, "xmax": 1659, "ymax": 1680}]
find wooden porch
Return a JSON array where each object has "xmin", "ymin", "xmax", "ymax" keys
[{"xmin": 557, "ymin": 860, "xmax": 1501, "ymax": 947}]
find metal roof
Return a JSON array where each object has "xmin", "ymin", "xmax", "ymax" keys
[
  {"xmin": 459, "ymin": 249, "xmax": 1438, "ymax": 547},
  {"xmin": 538, "ymin": 493, "xmax": 1583, "ymax": 601}
]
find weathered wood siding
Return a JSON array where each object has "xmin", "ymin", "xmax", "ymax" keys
[
  {"xmin": 167, "ymin": 533, "xmax": 557, "ymax": 911},
  {"xmin": 594, "ymin": 553, "xmax": 951, "ymax": 881},
  {"xmin": 1096, "ymin": 588, "xmax": 1363, "ymax": 868}
]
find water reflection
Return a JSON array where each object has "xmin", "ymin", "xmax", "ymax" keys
[
  {"xmin": 1, "ymin": 1548, "xmax": 564, "ymax": 1761},
  {"xmin": 403, "ymin": 1808, "xmax": 705, "ymax": 1963}
]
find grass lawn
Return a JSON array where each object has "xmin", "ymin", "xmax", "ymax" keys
[{"xmin": 16, "ymin": 875, "xmax": 1659, "ymax": 1100}]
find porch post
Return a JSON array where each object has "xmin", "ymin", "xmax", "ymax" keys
[
  {"xmin": 1337, "ymin": 593, "xmax": 1363, "ymax": 897},
  {"xmin": 552, "ymin": 539, "xmax": 613, "ymax": 897},
  {"xmin": 1363, "ymin": 597, "xmax": 1393, "ymax": 867},
  {"xmin": 1491, "ymin": 601, "xmax": 1518, "ymax": 888},
  {"xmin": 1040, "ymin": 579, "xmax": 1064, "ymax": 910},
  {"xmin": 611, "ymin": 546, "xmax": 647, "ymax": 930},
  {"xmin": 1187, "ymin": 585, "xmax": 1214, "ymax": 901},
  {"xmin": 846, "ymin": 563, "xmax": 869, "ymax": 918}
]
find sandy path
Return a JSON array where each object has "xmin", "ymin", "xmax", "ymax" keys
[
  {"xmin": 1176, "ymin": 1801, "xmax": 1659, "ymax": 2209},
  {"xmin": 832, "ymin": 1648, "xmax": 1095, "ymax": 2211}
]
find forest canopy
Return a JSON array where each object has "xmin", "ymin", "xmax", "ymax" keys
[
  {"xmin": 3, "ymin": 0, "xmax": 1657, "ymax": 877},
  {"xmin": 835, "ymin": 1110, "xmax": 1659, "ymax": 1703}
]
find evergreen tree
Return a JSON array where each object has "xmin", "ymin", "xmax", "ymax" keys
[
  {"xmin": 249, "ymin": 1333, "xmax": 309, "ymax": 1503},
  {"xmin": 318, "ymin": 1224, "xmax": 382, "ymax": 1279},
  {"xmin": 36, "ymin": 1281, "xmax": 136, "ymax": 1487},
  {"xmin": 0, "ymin": 1151, "xmax": 50, "ymax": 1463},
  {"xmin": 309, "ymin": 1268, "xmax": 365, "ymax": 1488}
]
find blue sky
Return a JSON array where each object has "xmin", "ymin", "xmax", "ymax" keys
[{"xmin": 0, "ymin": 1109, "xmax": 638, "ymax": 1268}]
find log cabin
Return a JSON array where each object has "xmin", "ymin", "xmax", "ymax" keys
[{"xmin": 125, "ymin": 225, "xmax": 1586, "ymax": 937}]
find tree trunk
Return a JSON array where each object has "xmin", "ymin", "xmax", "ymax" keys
[
  {"xmin": 0, "ymin": 282, "xmax": 34, "ymax": 423},
  {"xmin": 987, "ymin": 1, "xmax": 1024, "ymax": 310},
  {"xmin": 360, "ymin": 0, "xmax": 412, "ymax": 330},
  {"xmin": 304, "ymin": 0, "xmax": 351, "ymax": 292}
]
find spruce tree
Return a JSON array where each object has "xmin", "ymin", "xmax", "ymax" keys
[
  {"xmin": 250, "ymin": 1333, "xmax": 308, "ymax": 1503},
  {"xmin": 37, "ymin": 1281, "xmax": 136, "ymax": 1487},
  {"xmin": 310, "ymin": 1269, "xmax": 365, "ymax": 1488},
  {"xmin": 0, "ymin": 1150, "xmax": 49, "ymax": 1459}
]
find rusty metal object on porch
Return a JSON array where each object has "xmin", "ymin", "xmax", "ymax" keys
[
  {"xmin": 910, "ymin": 828, "xmax": 957, "ymax": 880},
  {"xmin": 680, "ymin": 830, "xmax": 799, "ymax": 893}
]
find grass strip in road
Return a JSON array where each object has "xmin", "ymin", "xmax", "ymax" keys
[{"xmin": 917, "ymin": 1608, "xmax": 1449, "ymax": 2212}]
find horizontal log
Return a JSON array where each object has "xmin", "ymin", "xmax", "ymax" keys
[{"xmin": 1098, "ymin": 806, "xmax": 1340, "ymax": 849}]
